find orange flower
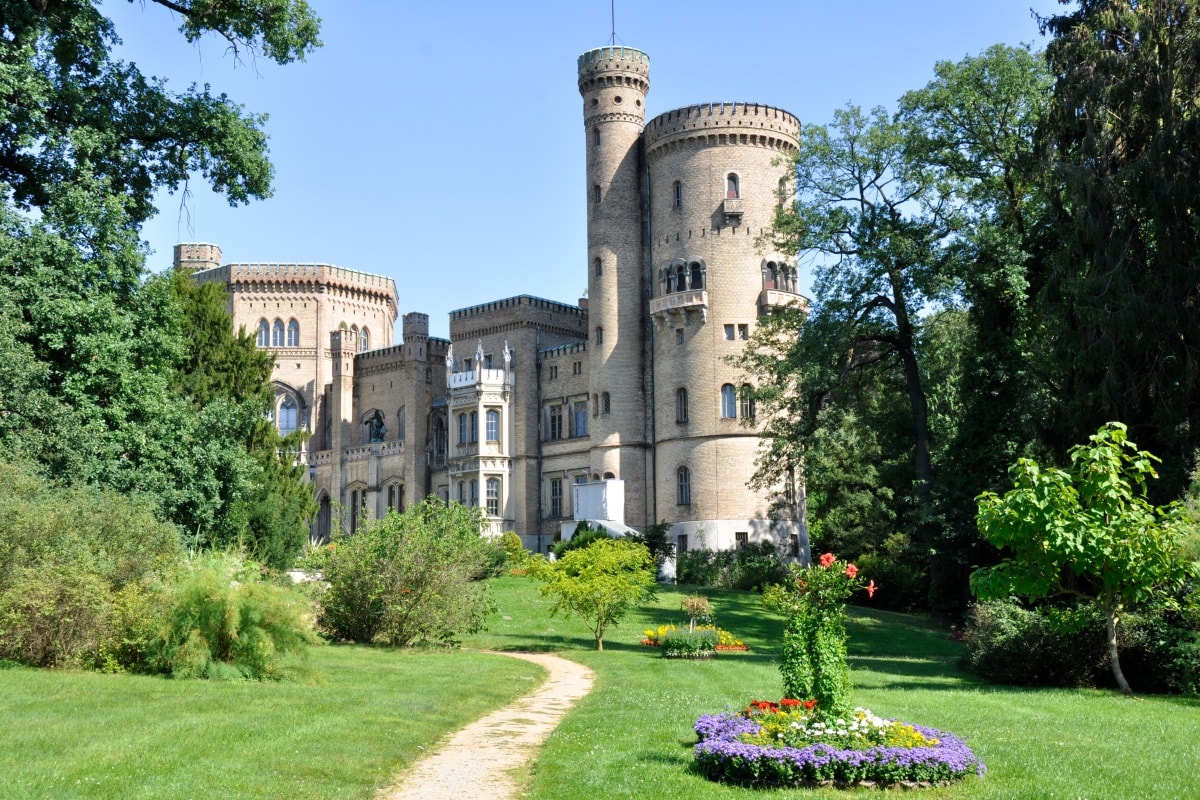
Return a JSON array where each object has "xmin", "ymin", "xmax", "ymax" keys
[
  {"xmin": 844, "ymin": 563, "xmax": 858, "ymax": 579},
  {"xmin": 866, "ymin": 579, "xmax": 878, "ymax": 598},
  {"xmin": 779, "ymin": 698, "xmax": 801, "ymax": 708},
  {"xmin": 818, "ymin": 552, "xmax": 836, "ymax": 568},
  {"xmin": 802, "ymin": 699, "xmax": 818, "ymax": 710}
]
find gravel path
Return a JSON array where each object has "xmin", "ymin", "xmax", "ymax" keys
[{"xmin": 377, "ymin": 652, "xmax": 595, "ymax": 800}]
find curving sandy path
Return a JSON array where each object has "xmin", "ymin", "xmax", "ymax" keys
[{"xmin": 377, "ymin": 651, "xmax": 595, "ymax": 800}]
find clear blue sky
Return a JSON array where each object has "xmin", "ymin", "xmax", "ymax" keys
[{"xmin": 110, "ymin": 0, "xmax": 1062, "ymax": 339}]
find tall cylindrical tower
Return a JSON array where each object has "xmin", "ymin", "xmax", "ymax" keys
[
  {"xmin": 578, "ymin": 46, "xmax": 651, "ymax": 526},
  {"xmin": 644, "ymin": 102, "xmax": 804, "ymax": 550}
]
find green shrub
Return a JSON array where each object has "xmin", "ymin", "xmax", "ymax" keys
[
  {"xmin": 962, "ymin": 599, "xmax": 1106, "ymax": 687},
  {"xmin": 551, "ymin": 522, "xmax": 614, "ymax": 558},
  {"xmin": 660, "ymin": 627, "xmax": 717, "ymax": 659},
  {"xmin": 1114, "ymin": 604, "xmax": 1200, "ymax": 695},
  {"xmin": 0, "ymin": 565, "xmax": 113, "ymax": 668},
  {"xmin": 676, "ymin": 542, "xmax": 786, "ymax": 591},
  {"xmin": 316, "ymin": 499, "xmax": 497, "ymax": 646},
  {"xmin": 151, "ymin": 552, "xmax": 317, "ymax": 680},
  {"xmin": 499, "ymin": 531, "xmax": 527, "ymax": 568}
]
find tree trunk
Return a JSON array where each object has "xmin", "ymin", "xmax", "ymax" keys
[
  {"xmin": 596, "ymin": 633, "xmax": 604, "ymax": 651},
  {"xmin": 1105, "ymin": 603, "xmax": 1132, "ymax": 696}
]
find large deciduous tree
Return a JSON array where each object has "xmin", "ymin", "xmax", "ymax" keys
[
  {"xmin": 972, "ymin": 422, "xmax": 1196, "ymax": 695},
  {"xmin": 0, "ymin": 1, "xmax": 321, "ymax": 558}
]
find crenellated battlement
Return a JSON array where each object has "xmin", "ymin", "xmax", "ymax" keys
[{"xmin": 644, "ymin": 102, "xmax": 800, "ymax": 155}]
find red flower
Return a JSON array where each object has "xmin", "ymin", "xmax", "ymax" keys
[
  {"xmin": 844, "ymin": 563, "xmax": 858, "ymax": 579},
  {"xmin": 818, "ymin": 552, "xmax": 836, "ymax": 568},
  {"xmin": 779, "ymin": 698, "xmax": 801, "ymax": 708},
  {"xmin": 866, "ymin": 579, "xmax": 877, "ymax": 598},
  {"xmin": 802, "ymin": 699, "xmax": 818, "ymax": 710}
]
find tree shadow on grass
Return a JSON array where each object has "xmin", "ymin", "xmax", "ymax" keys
[{"xmin": 478, "ymin": 632, "xmax": 649, "ymax": 654}]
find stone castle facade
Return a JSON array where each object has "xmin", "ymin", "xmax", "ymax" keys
[{"xmin": 180, "ymin": 45, "xmax": 809, "ymax": 558}]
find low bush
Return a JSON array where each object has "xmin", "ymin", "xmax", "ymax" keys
[
  {"xmin": 676, "ymin": 542, "xmax": 786, "ymax": 591},
  {"xmin": 1113, "ymin": 604, "xmax": 1200, "ymax": 695},
  {"xmin": 0, "ymin": 565, "xmax": 114, "ymax": 669},
  {"xmin": 962, "ymin": 599, "xmax": 1106, "ymax": 687},
  {"xmin": 150, "ymin": 552, "xmax": 317, "ymax": 680},
  {"xmin": 660, "ymin": 627, "xmax": 717, "ymax": 659},
  {"xmin": 315, "ymin": 498, "xmax": 498, "ymax": 646},
  {"xmin": 551, "ymin": 522, "xmax": 613, "ymax": 558}
]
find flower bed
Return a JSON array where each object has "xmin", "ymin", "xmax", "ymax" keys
[{"xmin": 694, "ymin": 699, "xmax": 984, "ymax": 788}]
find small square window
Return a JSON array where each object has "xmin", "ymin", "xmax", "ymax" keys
[
  {"xmin": 676, "ymin": 328, "xmax": 684, "ymax": 346},
  {"xmin": 573, "ymin": 361, "xmax": 582, "ymax": 375},
  {"xmin": 735, "ymin": 531, "xmax": 749, "ymax": 549},
  {"xmin": 738, "ymin": 324, "xmax": 749, "ymax": 340},
  {"xmin": 549, "ymin": 365, "xmax": 558, "ymax": 380},
  {"xmin": 724, "ymin": 324, "xmax": 735, "ymax": 341}
]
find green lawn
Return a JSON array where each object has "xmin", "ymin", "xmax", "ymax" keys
[{"xmin": 2, "ymin": 575, "xmax": 1197, "ymax": 799}]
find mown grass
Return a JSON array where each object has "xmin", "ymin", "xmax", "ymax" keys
[
  {"xmin": 464, "ymin": 576, "xmax": 1200, "ymax": 800},
  {"xmin": 3, "ymin": 575, "xmax": 1197, "ymax": 799},
  {"xmin": 0, "ymin": 645, "xmax": 543, "ymax": 799}
]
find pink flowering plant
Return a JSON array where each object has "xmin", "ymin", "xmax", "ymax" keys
[{"xmin": 761, "ymin": 553, "xmax": 874, "ymax": 716}]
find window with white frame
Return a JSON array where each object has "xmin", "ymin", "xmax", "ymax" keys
[
  {"xmin": 721, "ymin": 384, "xmax": 737, "ymax": 418},
  {"xmin": 278, "ymin": 397, "xmax": 298, "ymax": 436},
  {"xmin": 271, "ymin": 319, "xmax": 284, "ymax": 347},
  {"xmin": 486, "ymin": 478, "xmax": 500, "ymax": 516},
  {"xmin": 740, "ymin": 384, "xmax": 755, "ymax": 420},
  {"xmin": 286, "ymin": 320, "xmax": 299, "ymax": 347},
  {"xmin": 486, "ymin": 409, "xmax": 500, "ymax": 442},
  {"xmin": 550, "ymin": 478, "xmax": 563, "ymax": 518},
  {"xmin": 677, "ymin": 466, "xmax": 691, "ymax": 505},
  {"xmin": 257, "ymin": 320, "xmax": 269, "ymax": 347},
  {"xmin": 676, "ymin": 387, "xmax": 688, "ymax": 423},
  {"xmin": 572, "ymin": 400, "xmax": 588, "ymax": 437}
]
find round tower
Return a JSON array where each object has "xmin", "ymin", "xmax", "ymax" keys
[
  {"xmin": 578, "ymin": 46, "xmax": 652, "ymax": 524},
  {"xmin": 173, "ymin": 242, "xmax": 222, "ymax": 271},
  {"xmin": 644, "ymin": 102, "xmax": 804, "ymax": 547}
]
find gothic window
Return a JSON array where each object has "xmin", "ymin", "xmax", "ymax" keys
[
  {"xmin": 675, "ymin": 263, "xmax": 686, "ymax": 292},
  {"xmin": 593, "ymin": 127, "xmax": 600, "ymax": 147},
  {"xmin": 470, "ymin": 478, "xmax": 479, "ymax": 507},
  {"xmin": 360, "ymin": 328, "xmax": 370, "ymax": 352},
  {"xmin": 595, "ymin": 326, "xmax": 604, "ymax": 345},
  {"xmin": 689, "ymin": 261, "xmax": 705, "ymax": 290},
  {"xmin": 278, "ymin": 397, "xmax": 298, "ymax": 436},
  {"xmin": 721, "ymin": 384, "xmax": 737, "ymax": 418},
  {"xmin": 673, "ymin": 180, "xmax": 682, "ymax": 208},
  {"xmin": 458, "ymin": 481, "xmax": 467, "ymax": 504},
  {"xmin": 740, "ymin": 384, "xmax": 756, "ymax": 420},
  {"xmin": 469, "ymin": 410, "xmax": 478, "ymax": 443},
  {"xmin": 548, "ymin": 405, "xmax": 563, "ymax": 441},
  {"xmin": 397, "ymin": 407, "xmax": 406, "ymax": 441},
  {"xmin": 593, "ymin": 184, "xmax": 601, "ymax": 204},
  {"xmin": 433, "ymin": 417, "xmax": 447, "ymax": 466},
  {"xmin": 486, "ymin": 409, "xmax": 500, "ymax": 442},
  {"xmin": 550, "ymin": 478, "xmax": 563, "ymax": 518},
  {"xmin": 676, "ymin": 388, "xmax": 688, "ymax": 423},
  {"xmin": 726, "ymin": 173, "xmax": 740, "ymax": 199},
  {"xmin": 593, "ymin": 394, "xmax": 599, "ymax": 417},
  {"xmin": 286, "ymin": 319, "xmax": 300, "ymax": 347},
  {"xmin": 386, "ymin": 482, "xmax": 405, "ymax": 513},
  {"xmin": 602, "ymin": 392, "xmax": 611, "ymax": 415},
  {"xmin": 677, "ymin": 466, "xmax": 692, "ymax": 505},
  {"xmin": 594, "ymin": 256, "xmax": 602, "ymax": 277},
  {"xmin": 257, "ymin": 320, "xmax": 270, "ymax": 347},
  {"xmin": 763, "ymin": 261, "xmax": 778, "ymax": 289},
  {"xmin": 271, "ymin": 319, "xmax": 284, "ymax": 347},
  {"xmin": 458, "ymin": 413, "xmax": 468, "ymax": 445},
  {"xmin": 486, "ymin": 478, "xmax": 500, "ymax": 516}
]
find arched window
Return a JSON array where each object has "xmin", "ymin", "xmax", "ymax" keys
[
  {"xmin": 689, "ymin": 261, "xmax": 705, "ymax": 290},
  {"xmin": 469, "ymin": 410, "xmax": 478, "ymax": 443},
  {"xmin": 486, "ymin": 409, "xmax": 500, "ymax": 441},
  {"xmin": 256, "ymin": 320, "xmax": 270, "ymax": 347},
  {"xmin": 740, "ymin": 384, "xmax": 756, "ymax": 420},
  {"xmin": 470, "ymin": 478, "xmax": 479, "ymax": 507},
  {"xmin": 763, "ymin": 261, "xmax": 778, "ymax": 290},
  {"xmin": 595, "ymin": 326, "xmax": 604, "ymax": 345},
  {"xmin": 486, "ymin": 477, "xmax": 500, "ymax": 516},
  {"xmin": 359, "ymin": 328, "xmax": 370, "ymax": 352},
  {"xmin": 673, "ymin": 180, "xmax": 682, "ymax": 208},
  {"xmin": 602, "ymin": 392, "xmax": 611, "ymax": 415},
  {"xmin": 726, "ymin": 173, "xmax": 740, "ymax": 199},
  {"xmin": 286, "ymin": 320, "xmax": 300, "ymax": 347},
  {"xmin": 397, "ymin": 406, "xmax": 406, "ymax": 441},
  {"xmin": 721, "ymin": 384, "xmax": 737, "ymax": 418},
  {"xmin": 593, "ymin": 393, "xmax": 599, "ymax": 417},
  {"xmin": 434, "ymin": 417, "xmax": 447, "ymax": 465},
  {"xmin": 593, "ymin": 184, "xmax": 601, "ymax": 204},
  {"xmin": 677, "ymin": 466, "xmax": 692, "ymax": 505},
  {"xmin": 458, "ymin": 413, "xmax": 468, "ymax": 445},
  {"xmin": 278, "ymin": 397, "xmax": 298, "ymax": 436},
  {"xmin": 676, "ymin": 387, "xmax": 688, "ymax": 423},
  {"xmin": 675, "ymin": 263, "xmax": 687, "ymax": 292},
  {"xmin": 593, "ymin": 127, "xmax": 600, "ymax": 147},
  {"xmin": 271, "ymin": 319, "xmax": 284, "ymax": 347},
  {"xmin": 594, "ymin": 256, "xmax": 602, "ymax": 277},
  {"xmin": 604, "ymin": 472, "xmax": 615, "ymax": 480}
]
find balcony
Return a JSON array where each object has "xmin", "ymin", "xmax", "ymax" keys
[
  {"xmin": 650, "ymin": 289, "xmax": 708, "ymax": 325},
  {"xmin": 723, "ymin": 197, "xmax": 744, "ymax": 224},
  {"xmin": 758, "ymin": 288, "xmax": 808, "ymax": 315}
]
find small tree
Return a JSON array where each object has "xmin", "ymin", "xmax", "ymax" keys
[
  {"xmin": 316, "ymin": 498, "xmax": 499, "ymax": 646},
  {"xmin": 972, "ymin": 423, "xmax": 1197, "ymax": 695},
  {"xmin": 532, "ymin": 538, "xmax": 656, "ymax": 651}
]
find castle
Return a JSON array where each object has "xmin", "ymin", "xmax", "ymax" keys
[{"xmin": 180, "ymin": 45, "xmax": 809, "ymax": 559}]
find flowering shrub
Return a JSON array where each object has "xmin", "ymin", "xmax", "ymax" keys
[
  {"xmin": 762, "ymin": 552, "xmax": 874, "ymax": 715},
  {"xmin": 694, "ymin": 699, "xmax": 984, "ymax": 787},
  {"xmin": 642, "ymin": 623, "xmax": 748, "ymax": 656}
]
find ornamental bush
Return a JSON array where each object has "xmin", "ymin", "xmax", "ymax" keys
[
  {"xmin": 762, "ymin": 553, "xmax": 875, "ymax": 716},
  {"xmin": 315, "ymin": 499, "xmax": 500, "ymax": 646},
  {"xmin": 962, "ymin": 599, "xmax": 1105, "ymax": 688}
]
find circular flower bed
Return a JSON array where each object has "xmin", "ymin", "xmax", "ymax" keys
[{"xmin": 694, "ymin": 699, "xmax": 985, "ymax": 788}]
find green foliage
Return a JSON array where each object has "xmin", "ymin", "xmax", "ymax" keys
[
  {"xmin": 315, "ymin": 499, "xmax": 499, "ymax": 646},
  {"xmin": 151, "ymin": 552, "xmax": 317, "ymax": 680},
  {"xmin": 551, "ymin": 521, "xmax": 614, "ymax": 558},
  {"xmin": 659, "ymin": 627, "xmax": 717, "ymax": 659},
  {"xmin": 499, "ymin": 530, "xmax": 527, "ymax": 568},
  {"xmin": 962, "ymin": 599, "xmax": 1106, "ymax": 688},
  {"xmin": 627, "ymin": 520, "xmax": 676, "ymax": 566},
  {"xmin": 762, "ymin": 554, "xmax": 871, "ymax": 714},
  {"xmin": 531, "ymin": 538, "xmax": 657, "ymax": 651},
  {"xmin": 0, "ymin": 564, "xmax": 115, "ymax": 669},
  {"xmin": 675, "ymin": 541, "xmax": 786, "ymax": 591},
  {"xmin": 852, "ymin": 533, "xmax": 928, "ymax": 612},
  {"xmin": 973, "ymin": 423, "xmax": 1198, "ymax": 694}
]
